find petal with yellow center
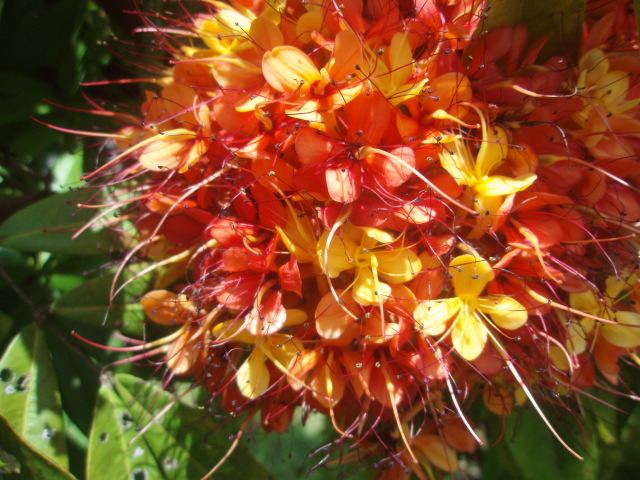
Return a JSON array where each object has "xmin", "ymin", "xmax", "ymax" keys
[
  {"xmin": 262, "ymin": 46, "xmax": 321, "ymax": 94},
  {"xmin": 602, "ymin": 311, "xmax": 640, "ymax": 348},
  {"xmin": 452, "ymin": 308, "xmax": 488, "ymax": 361},
  {"xmin": 477, "ymin": 296, "xmax": 528, "ymax": 330},
  {"xmin": 353, "ymin": 267, "xmax": 392, "ymax": 306},
  {"xmin": 449, "ymin": 254, "xmax": 494, "ymax": 300},
  {"xmin": 414, "ymin": 298, "xmax": 461, "ymax": 336},
  {"xmin": 236, "ymin": 350, "xmax": 270, "ymax": 400},
  {"xmin": 474, "ymin": 173, "xmax": 537, "ymax": 197}
]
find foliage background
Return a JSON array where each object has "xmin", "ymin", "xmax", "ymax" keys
[{"xmin": 0, "ymin": 1, "xmax": 639, "ymax": 479}]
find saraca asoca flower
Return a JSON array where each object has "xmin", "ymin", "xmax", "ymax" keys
[
  {"xmin": 68, "ymin": 0, "xmax": 640, "ymax": 477},
  {"xmin": 414, "ymin": 253, "xmax": 528, "ymax": 360}
]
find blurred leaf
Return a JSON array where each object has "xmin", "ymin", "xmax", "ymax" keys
[
  {"xmin": 0, "ymin": 446, "xmax": 21, "ymax": 474},
  {"xmin": 484, "ymin": 0, "xmax": 585, "ymax": 60},
  {"xmin": 503, "ymin": 406, "xmax": 598, "ymax": 480},
  {"xmin": 0, "ymin": 73, "xmax": 53, "ymax": 125},
  {"xmin": 0, "ymin": 324, "xmax": 69, "ymax": 470},
  {"xmin": 0, "ymin": 311, "xmax": 13, "ymax": 347},
  {"xmin": 53, "ymin": 266, "xmax": 151, "ymax": 336},
  {"xmin": 87, "ymin": 373, "xmax": 269, "ymax": 480},
  {"xmin": 0, "ymin": 190, "xmax": 116, "ymax": 255},
  {"xmin": 0, "ymin": 416, "xmax": 75, "ymax": 480},
  {"xmin": 50, "ymin": 150, "xmax": 85, "ymax": 193}
]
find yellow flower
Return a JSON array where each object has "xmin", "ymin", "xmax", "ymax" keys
[
  {"xmin": 414, "ymin": 254, "xmax": 528, "ymax": 360},
  {"xmin": 439, "ymin": 116, "xmax": 536, "ymax": 221},
  {"xmin": 569, "ymin": 275, "xmax": 640, "ymax": 350},
  {"xmin": 319, "ymin": 224, "xmax": 421, "ymax": 306}
]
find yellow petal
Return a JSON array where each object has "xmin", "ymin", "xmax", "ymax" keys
[
  {"xmin": 477, "ymin": 296, "xmax": 528, "ymax": 330},
  {"xmin": 318, "ymin": 231, "xmax": 357, "ymax": 278},
  {"xmin": 414, "ymin": 298, "xmax": 461, "ymax": 336},
  {"xmin": 474, "ymin": 173, "xmax": 537, "ymax": 196},
  {"xmin": 449, "ymin": 254, "xmax": 494, "ymax": 299},
  {"xmin": 389, "ymin": 32, "xmax": 413, "ymax": 88},
  {"xmin": 376, "ymin": 248, "xmax": 422, "ymax": 284},
  {"xmin": 413, "ymin": 434, "xmax": 459, "ymax": 472},
  {"xmin": 438, "ymin": 140, "xmax": 475, "ymax": 186},
  {"xmin": 566, "ymin": 317, "xmax": 593, "ymax": 354},
  {"xmin": 352, "ymin": 267, "xmax": 391, "ymax": 306},
  {"xmin": 452, "ymin": 308, "xmax": 488, "ymax": 361},
  {"xmin": 569, "ymin": 290, "xmax": 600, "ymax": 314},
  {"xmin": 602, "ymin": 311, "xmax": 640, "ymax": 348},
  {"xmin": 262, "ymin": 46, "xmax": 321, "ymax": 94},
  {"xmin": 236, "ymin": 351, "xmax": 270, "ymax": 400},
  {"xmin": 475, "ymin": 125, "xmax": 508, "ymax": 179}
]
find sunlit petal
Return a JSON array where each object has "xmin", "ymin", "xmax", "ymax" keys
[
  {"xmin": 477, "ymin": 296, "xmax": 528, "ymax": 330},
  {"xmin": 414, "ymin": 298, "xmax": 461, "ymax": 336},
  {"xmin": 449, "ymin": 254, "xmax": 494, "ymax": 299},
  {"xmin": 452, "ymin": 309, "xmax": 488, "ymax": 361}
]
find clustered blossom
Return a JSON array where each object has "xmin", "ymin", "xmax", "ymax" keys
[{"xmin": 79, "ymin": 0, "xmax": 640, "ymax": 477}]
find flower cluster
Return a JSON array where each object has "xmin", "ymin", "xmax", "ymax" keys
[{"xmin": 81, "ymin": 0, "xmax": 640, "ymax": 477}]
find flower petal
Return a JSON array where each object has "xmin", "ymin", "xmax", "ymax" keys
[
  {"xmin": 262, "ymin": 46, "xmax": 321, "ymax": 94},
  {"xmin": 376, "ymin": 248, "xmax": 422, "ymax": 284},
  {"xmin": 474, "ymin": 173, "xmax": 537, "ymax": 196},
  {"xmin": 353, "ymin": 267, "xmax": 392, "ymax": 306},
  {"xmin": 315, "ymin": 291, "xmax": 360, "ymax": 346},
  {"xmin": 452, "ymin": 310, "xmax": 488, "ymax": 361},
  {"xmin": 236, "ymin": 351, "xmax": 270, "ymax": 400},
  {"xmin": 414, "ymin": 298, "xmax": 461, "ymax": 336},
  {"xmin": 477, "ymin": 296, "xmax": 528, "ymax": 330},
  {"xmin": 449, "ymin": 254, "xmax": 494, "ymax": 299},
  {"xmin": 602, "ymin": 311, "xmax": 640, "ymax": 348}
]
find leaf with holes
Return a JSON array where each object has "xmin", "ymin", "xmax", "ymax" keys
[
  {"xmin": 483, "ymin": 0, "xmax": 585, "ymax": 61},
  {"xmin": 87, "ymin": 373, "xmax": 269, "ymax": 480},
  {"xmin": 0, "ymin": 191, "xmax": 117, "ymax": 255},
  {"xmin": 0, "ymin": 324, "xmax": 69, "ymax": 470},
  {"xmin": 0, "ymin": 416, "xmax": 74, "ymax": 480}
]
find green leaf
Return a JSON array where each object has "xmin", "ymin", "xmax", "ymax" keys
[
  {"xmin": 0, "ymin": 416, "xmax": 75, "ymax": 480},
  {"xmin": 53, "ymin": 266, "xmax": 151, "ymax": 336},
  {"xmin": 87, "ymin": 373, "xmax": 269, "ymax": 480},
  {"xmin": 0, "ymin": 446, "xmax": 21, "ymax": 474},
  {"xmin": 0, "ymin": 324, "xmax": 69, "ymax": 469},
  {"xmin": 484, "ymin": 0, "xmax": 585, "ymax": 61},
  {"xmin": 503, "ymin": 405, "xmax": 598, "ymax": 480},
  {"xmin": 0, "ymin": 190, "xmax": 116, "ymax": 255}
]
